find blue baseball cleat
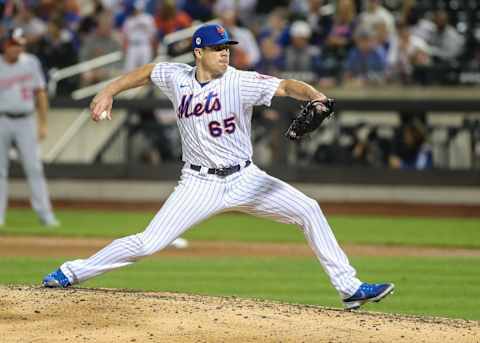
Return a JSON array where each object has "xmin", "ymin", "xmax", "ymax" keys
[
  {"xmin": 343, "ymin": 282, "xmax": 394, "ymax": 310},
  {"xmin": 42, "ymin": 268, "xmax": 71, "ymax": 288}
]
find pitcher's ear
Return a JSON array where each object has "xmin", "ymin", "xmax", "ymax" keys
[{"xmin": 193, "ymin": 48, "xmax": 202, "ymax": 59}]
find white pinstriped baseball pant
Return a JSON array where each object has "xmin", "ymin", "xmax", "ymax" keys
[{"xmin": 61, "ymin": 163, "xmax": 362, "ymax": 297}]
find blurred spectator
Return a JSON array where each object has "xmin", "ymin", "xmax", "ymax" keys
[
  {"xmin": 34, "ymin": 16, "xmax": 78, "ymax": 94},
  {"xmin": 257, "ymin": 7, "xmax": 289, "ymax": 47},
  {"xmin": 155, "ymin": 0, "xmax": 192, "ymax": 56},
  {"xmin": 373, "ymin": 21, "xmax": 396, "ymax": 68},
  {"xmin": 113, "ymin": 0, "xmax": 136, "ymax": 29},
  {"xmin": 155, "ymin": 0, "xmax": 191, "ymax": 39},
  {"xmin": 412, "ymin": 9, "xmax": 465, "ymax": 84},
  {"xmin": 391, "ymin": 23, "xmax": 432, "ymax": 84},
  {"xmin": 122, "ymin": 0, "xmax": 156, "ymax": 72},
  {"xmin": 283, "ymin": 20, "xmax": 322, "ymax": 77},
  {"xmin": 292, "ymin": 0, "xmax": 334, "ymax": 45},
  {"xmin": 101, "ymin": 0, "xmax": 123, "ymax": 12},
  {"xmin": 60, "ymin": 0, "xmax": 81, "ymax": 31},
  {"xmin": 460, "ymin": 21, "xmax": 480, "ymax": 71},
  {"xmin": 181, "ymin": 0, "xmax": 215, "ymax": 22},
  {"xmin": 80, "ymin": 11, "xmax": 121, "ymax": 86},
  {"xmin": 289, "ymin": 0, "xmax": 309, "ymax": 16},
  {"xmin": 0, "ymin": 26, "xmax": 5, "ymax": 47},
  {"xmin": 389, "ymin": 119, "xmax": 432, "ymax": 170},
  {"xmin": 77, "ymin": 0, "xmax": 105, "ymax": 40},
  {"xmin": 1, "ymin": 0, "xmax": 14, "ymax": 16},
  {"xmin": 414, "ymin": 10, "xmax": 464, "ymax": 64},
  {"xmin": 0, "ymin": 1, "xmax": 5, "ymax": 22},
  {"xmin": 214, "ymin": 0, "xmax": 257, "ymax": 27},
  {"xmin": 12, "ymin": 3, "xmax": 47, "ymax": 46},
  {"xmin": 256, "ymin": 0, "xmax": 289, "ymax": 15},
  {"xmin": 143, "ymin": 0, "xmax": 157, "ymax": 15},
  {"xmin": 256, "ymin": 8, "xmax": 289, "ymax": 75},
  {"xmin": 33, "ymin": 0, "xmax": 80, "ymax": 29},
  {"xmin": 0, "ymin": 0, "xmax": 474, "ymax": 97},
  {"xmin": 320, "ymin": 0, "xmax": 357, "ymax": 83},
  {"xmin": 35, "ymin": 0, "xmax": 57, "ymax": 21},
  {"xmin": 256, "ymin": 37, "xmax": 284, "ymax": 75},
  {"xmin": 325, "ymin": 0, "xmax": 356, "ymax": 52},
  {"xmin": 219, "ymin": 9, "xmax": 260, "ymax": 70},
  {"xmin": 357, "ymin": 0, "xmax": 395, "ymax": 42},
  {"xmin": 351, "ymin": 125, "xmax": 390, "ymax": 167},
  {"xmin": 343, "ymin": 28, "xmax": 387, "ymax": 86},
  {"xmin": 399, "ymin": 0, "xmax": 424, "ymax": 26}
]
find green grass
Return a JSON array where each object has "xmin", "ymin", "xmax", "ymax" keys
[
  {"xmin": 2, "ymin": 209, "xmax": 480, "ymax": 248},
  {"xmin": 2, "ymin": 256, "xmax": 479, "ymax": 320}
]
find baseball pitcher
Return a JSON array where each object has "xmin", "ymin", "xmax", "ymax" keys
[
  {"xmin": 43, "ymin": 24, "xmax": 393, "ymax": 310},
  {"xmin": 0, "ymin": 28, "xmax": 59, "ymax": 227}
]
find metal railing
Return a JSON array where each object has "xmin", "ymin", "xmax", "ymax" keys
[
  {"xmin": 47, "ymin": 51, "xmax": 123, "ymax": 96},
  {"xmin": 70, "ymin": 52, "xmax": 194, "ymax": 100}
]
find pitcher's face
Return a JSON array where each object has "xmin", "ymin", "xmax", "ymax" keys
[{"xmin": 196, "ymin": 44, "xmax": 231, "ymax": 76}]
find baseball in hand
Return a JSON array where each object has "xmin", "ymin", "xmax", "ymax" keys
[{"xmin": 99, "ymin": 111, "xmax": 109, "ymax": 120}]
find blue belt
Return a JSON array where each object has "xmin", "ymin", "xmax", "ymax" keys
[{"xmin": 190, "ymin": 161, "xmax": 251, "ymax": 177}]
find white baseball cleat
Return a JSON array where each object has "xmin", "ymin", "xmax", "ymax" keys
[{"xmin": 170, "ymin": 237, "xmax": 189, "ymax": 249}]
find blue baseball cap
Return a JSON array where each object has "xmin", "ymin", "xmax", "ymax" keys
[{"xmin": 192, "ymin": 24, "xmax": 238, "ymax": 49}]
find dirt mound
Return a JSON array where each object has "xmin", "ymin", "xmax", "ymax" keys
[{"xmin": 1, "ymin": 286, "xmax": 478, "ymax": 343}]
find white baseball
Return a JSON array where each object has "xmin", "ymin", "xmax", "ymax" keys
[{"xmin": 99, "ymin": 111, "xmax": 109, "ymax": 120}]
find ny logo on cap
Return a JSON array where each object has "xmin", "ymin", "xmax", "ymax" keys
[{"xmin": 216, "ymin": 25, "xmax": 225, "ymax": 37}]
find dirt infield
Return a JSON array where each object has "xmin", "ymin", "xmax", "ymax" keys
[{"xmin": 1, "ymin": 286, "xmax": 479, "ymax": 343}]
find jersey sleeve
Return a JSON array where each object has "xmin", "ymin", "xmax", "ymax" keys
[
  {"xmin": 239, "ymin": 71, "xmax": 282, "ymax": 107},
  {"xmin": 30, "ymin": 55, "xmax": 46, "ymax": 90},
  {"xmin": 150, "ymin": 62, "xmax": 180, "ymax": 99}
]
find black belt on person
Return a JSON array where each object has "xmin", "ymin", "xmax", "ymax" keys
[
  {"xmin": 190, "ymin": 160, "xmax": 251, "ymax": 177},
  {"xmin": 0, "ymin": 112, "xmax": 31, "ymax": 119}
]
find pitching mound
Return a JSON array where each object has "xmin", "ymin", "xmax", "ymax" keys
[{"xmin": 1, "ymin": 286, "xmax": 478, "ymax": 343}]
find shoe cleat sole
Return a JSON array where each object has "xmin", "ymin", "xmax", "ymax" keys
[{"xmin": 344, "ymin": 284, "xmax": 395, "ymax": 310}]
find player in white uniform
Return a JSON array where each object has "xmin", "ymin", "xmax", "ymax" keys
[
  {"xmin": 43, "ymin": 24, "xmax": 394, "ymax": 309},
  {"xmin": 0, "ymin": 28, "xmax": 59, "ymax": 228}
]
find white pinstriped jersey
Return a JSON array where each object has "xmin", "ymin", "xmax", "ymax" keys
[{"xmin": 150, "ymin": 63, "xmax": 281, "ymax": 167}]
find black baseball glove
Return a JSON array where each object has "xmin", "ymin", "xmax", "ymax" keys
[{"xmin": 284, "ymin": 98, "xmax": 335, "ymax": 140}]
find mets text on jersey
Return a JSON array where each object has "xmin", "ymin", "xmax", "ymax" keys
[{"xmin": 177, "ymin": 91, "xmax": 221, "ymax": 118}]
